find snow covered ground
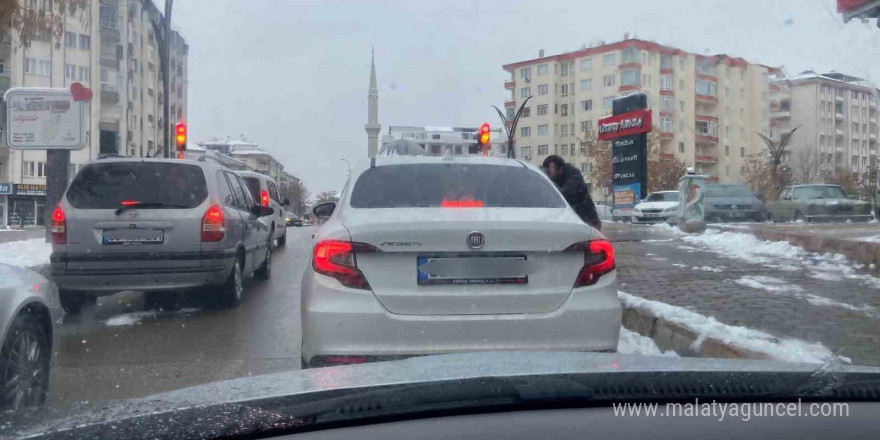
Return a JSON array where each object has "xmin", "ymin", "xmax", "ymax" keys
[
  {"xmin": 619, "ymin": 291, "xmax": 848, "ymax": 364},
  {"xmin": 617, "ymin": 327, "xmax": 678, "ymax": 357},
  {"xmin": 0, "ymin": 238, "xmax": 52, "ymax": 268}
]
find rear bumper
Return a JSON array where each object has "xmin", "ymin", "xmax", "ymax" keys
[
  {"xmin": 805, "ymin": 214, "xmax": 872, "ymax": 222},
  {"xmin": 51, "ymin": 253, "xmax": 234, "ymax": 294},
  {"xmin": 301, "ymin": 270, "xmax": 622, "ymax": 363}
]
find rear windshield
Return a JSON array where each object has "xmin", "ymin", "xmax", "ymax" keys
[
  {"xmin": 793, "ymin": 186, "xmax": 846, "ymax": 200},
  {"xmin": 243, "ymin": 177, "xmax": 261, "ymax": 202},
  {"xmin": 705, "ymin": 185, "xmax": 754, "ymax": 198},
  {"xmin": 66, "ymin": 162, "xmax": 208, "ymax": 209},
  {"xmin": 350, "ymin": 164, "xmax": 566, "ymax": 208}
]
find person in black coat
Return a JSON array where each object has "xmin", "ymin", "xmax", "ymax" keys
[{"xmin": 542, "ymin": 155, "xmax": 601, "ymax": 230}]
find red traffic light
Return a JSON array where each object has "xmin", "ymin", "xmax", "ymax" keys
[
  {"xmin": 478, "ymin": 123, "xmax": 490, "ymax": 145},
  {"xmin": 175, "ymin": 122, "xmax": 187, "ymax": 151}
]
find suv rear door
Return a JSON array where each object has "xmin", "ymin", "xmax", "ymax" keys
[
  {"xmin": 61, "ymin": 161, "xmax": 209, "ymax": 272},
  {"xmin": 228, "ymin": 173, "xmax": 268, "ymax": 273}
]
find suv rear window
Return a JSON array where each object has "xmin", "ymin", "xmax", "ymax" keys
[
  {"xmin": 66, "ymin": 162, "xmax": 208, "ymax": 209},
  {"xmin": 243, "ymin": 177, "xmax": 261, "ymax": 203},
  {"xmin": 350, "ymin": 164, "xmax": 566, "ymax": 208}
]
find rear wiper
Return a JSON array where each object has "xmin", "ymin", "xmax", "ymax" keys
[{"xmin": 114, "ymin": 202, "xmax": 188, "ymax": 215}]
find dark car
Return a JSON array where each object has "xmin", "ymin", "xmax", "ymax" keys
[
  {"xmin": 767, "ymin": 184, "xmax": 872, "ymax": 223},
  {"xmin": 704, "ymin": 184, "xmax": 767, "ymax": 222}
]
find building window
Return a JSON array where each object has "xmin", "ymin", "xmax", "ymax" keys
[
  {"xmin": 660, "ymin": 117, "xmax": 673, "ymax": 132},
  {"xmin": 431, "ymin": 134, "xmax": 441, "ymax": 140},
  {"xmin": 561, "ymin": 125, "xmax": 569, "ymax": 137},
  {"xmin": 679, "ymin": 100, "xmax": 685, "ymax": 112},
  {"xmin": 131, "ymin": 59, "xmax": 138, "ymax": 72},
  {"xmin": 696, "ymin": 61, "xmax": 714, "ymax": 76},
  {"xmin": 521, "ymin": 146, "xmax": 532, "ymax": 159},
  {"xmin": 696, "ymin": 80, "xmax": 717, "ymax": 96},
  {"xmin": 65, "ymin": 64, "xmax": 75, "ymax": 80},
  {"xmin": 561, "ymin": 145, "xmax": 569, "ymax": 155},
  {"xmin": 520, "ymin": 67, "xmax": 531, "ymax": 80},
  {"xmin": 520, "ymin": 87, "xmax": 530, "ymax": 98},
  {"xmin": 580, "ymin": 79, "xmax": 592, "ymax": 91},
  {"xmin": 581, "ymin": 100, "xmax": 592, "ymax": 111},
  {"xmin": 679, "ymin": 142, "xmax": 685, "ymax": 153},
  {"xmin": 660, "ymin": 96, "xmax": 673, "ymax": 112},
  {"xmin": 537, "ymin": 104, "xmax": 548, "ymax": 116},
  {"xmin": 538, "ymin": 64, "xmax": 548, "ymax": 75},
  {"xmin": 78, "ymin": 66, "xmax": 90, "ymax": 82},
  {"xmin": 65, "ymin": 32, "xmax": 77, "ymax": 47},
  {"xmin": 537, "ymin": 84, "xmax": 548, "ymax": 95},
  {"xmin": 38, "ymin": 162, "xmax": 46, "ymax": 177},
  {"xmin": 660, "ymin": 75, "xmax": 673, "ymax": 91},
  {"xmin": 602, "ymin": 53, "xmax": 615, "ymax": 66},
  {"xmin": 603, "ymin": 74, "xmax": 616, "ymax": 87},
  {"xmin": 679, "ymin": 58, "xmax": 685, "ymax": 70},
  {"xmin": 621, "ymin": 70, "xmax": 639, "ymax": 86},
  {"xmin": 79, "ymin": 34, "xmax": 91, "ymax": 50},
  {"xmin": 621, "ymin": 47, "xmax": 638, "ymax": 64},
  {"xmin": 660, "ymin": 55, "xmax": 672, "ymax": 70},
  {"xmin": 521, "ymin": 126, "xmax": 531, "ymax": 137},
  {"xmin": 560, "ymin": 104, "xmax": 568, "ymax": 117},
  {"xmin": 724, "ymin": 145, "xmax": 730, "ymax": 156},
  {"xmin": 581, "ymin": 120, "xmax": 592, "ymax": 133},
  {"xmin": 521, "ymin": 107, "xmax": 530, "ymax": 117},
  {"xmin": 580, "ymin": 58, "xmax": 592, "ymax": 71},
  {"xmin": 679, "ymin": 79, "xmax": 685, "ymax": 91},
  {"xmin": 603, "ymin": 96, "xmax": 614, "ymax": 109},
  {"xmin": 537, "ymin": 124, "xmax": 548, "ymax": 135},
  {"xmin": 24, "ymin": 161, "xmax": 35, "ymax": 177},
  {"xmin": 696, "ymin": 121, "xmax": 718, "ymax": 137},
  {"xmin": 537, "ymin": 145, "xmax": 548, "ymax": 155},
  {"xmin": 679, "ymin": 120, "xmax": 684, "ymax": 132},
  {"xmin": 560, "ymin": 63, "xmax": 569, "ymax": 77},
  {"xmin": 100, "ymin": 67, "xmax": 118, "ymax": 91},
  {"xmin": 560, "ymin": 84, "xmax": 569, "ymax": 96},
  {"xmin": 100, "ymin": 4, "xmax": 118, "ymax": 29}
]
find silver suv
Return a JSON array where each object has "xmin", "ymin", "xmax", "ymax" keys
[
  {"xmin": 238, "ymin": 171, "xmax": 288, "ymax": 246},
  {"xmin": 50, "ymin": 159, "xmax": 274, "ymax": 314}
]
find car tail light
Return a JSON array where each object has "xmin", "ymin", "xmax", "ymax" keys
[
  {"xmin": 565, "ymin": 239, "xmax": 615, "ymax": 287},
  {"xmin": 312, "ymin": 240, "xmax": 379, "ymax": 289},
  {"xmin": 50, "ymin": 206, "xmax": 66, "ymax": 244},
  {"xmin": 202, "ymin": 205, "xmax": 226, "ymax": 242},
  {"xmin": 260, "ymin": 190, "xmax": 269, "ymax": 207}
]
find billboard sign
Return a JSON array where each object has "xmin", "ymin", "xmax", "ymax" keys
[
  {"xmin": 600, "ymin": 94, "xmax": 651, "ymax": 218},
  {"xmin": 4, "ymin": 87, "xmax": 85, "ymax": 150}
]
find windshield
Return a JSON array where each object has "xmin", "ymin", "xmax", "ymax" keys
[
  {"xmin": 350, "ymin": 164, "xmax": 566, "ymax": 208},
  {"xmin": 4, "ymin": 0, "xmax": 880, "ymax": 436},
  {"xmin": 705, "ymin": 185, "xmax": 755, "ymax": 198},
  {"xmin": 793, "ymin": 186, "xmax": 847, "ymax": 200},
  {"xmin": 643, "ymin": 192, "xmax": 678, "ymax": 202}
]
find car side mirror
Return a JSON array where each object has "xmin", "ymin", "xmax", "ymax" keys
[
  {"xmin": 250, "ymin": 205, "xmax": 274, "ymax": 217},
  {"xmin": 283, "ymin": 198, "xmax": 290, "ymax": 206},
  {"xmin": 313, "ymin": 202, "xmax": 336, "ymax": 219}
]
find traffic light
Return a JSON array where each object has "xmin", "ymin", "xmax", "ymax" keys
[
  {"xmin": 175, "ymin": 122, "xmax": 187, "ymax": 159},
  {"xmin": 478, "ymin": 123, "xmax": 490, "ymax": 156}
]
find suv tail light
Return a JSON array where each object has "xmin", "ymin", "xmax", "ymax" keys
[
  {"xmin": 260, "ymin": 190, "xmax": 269, "ymax": 207},
  {"xmin": 565, "ymin": 240, "xmax": 615, "ymax": 287},
  {"xmin": 50, "ymin": 206, "xmax": 66, "ymax": 244},
  {"xmin": 313, "ymin": 240, "xmax": 379, "ymax": 290},
  {"xmin": 202, "ymin": 204, "xmax": 226, "ymax": 242}
]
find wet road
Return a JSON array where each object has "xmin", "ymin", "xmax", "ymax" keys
[{"xmin": 48, "ymin": 226, "xmax": 315, "ymax": 405}]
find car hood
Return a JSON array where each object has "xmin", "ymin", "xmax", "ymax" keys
[
  {"xmin": 634, "ymin": 201, "xmax": 678, "ymax": 210},
  {"xmin": 8, "ymin": 352, "xmax": 880, "ymax": 439}
]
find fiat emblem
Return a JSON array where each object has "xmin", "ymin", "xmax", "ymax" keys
[{"xmin": 467, "ymin": 232, "xmax": 484, "ymax": 249}]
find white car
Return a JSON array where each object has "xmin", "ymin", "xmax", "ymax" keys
[
  {"xmin": 300, "ymin": 156, "xmax": 621, "ymax": 368},
  {"xmin": 631, "ymin": 191, "xmax": 679, "ymax": 223}
]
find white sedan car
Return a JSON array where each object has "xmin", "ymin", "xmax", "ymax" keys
[
  {"xmin": 631, "ymin": 191, "xmax": 679, "ymax": 223},
  {"xmin": 300, "ymin": 156, "xmax": 621, "ymax": 368}
]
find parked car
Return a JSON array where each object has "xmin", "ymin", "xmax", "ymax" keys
[
  {"xmin": 0, "ymin": 263, "xmax": 61, "ymax": 411},
  {"xmin": 704, "ymin": 184, "xmax": 767, "ymax": 222},
  {"xmin": 50, "ymin": 159, "xmax": 275, "ymax": 313},
  {"xmin": 766, "ymin": 184, "xmax": 872, "ymax": 223},
  {"xmin": 237, "ymin": 171, "xmax": 288, "ymax": 246},
  {"xmin": 301, "ymin": 156, "xmax": 620, "ymax": 368},
  {"xmin": 631, "ymin": 191, "xmax": 679, "ymax": 223}
]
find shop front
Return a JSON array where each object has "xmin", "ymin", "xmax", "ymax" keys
[
  {"xmin": 0, "ymin": 182, "xmax": 10, "ymax": 228},
  {"xmin": 8, "ymin": 183, "xmax": 46, "ymax": 228}
]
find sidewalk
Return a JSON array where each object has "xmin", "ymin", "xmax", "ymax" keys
[
  {"xmin": 0, "ymin": 228, "xmax": 46, "ymax": 244},
  {"xmin": 716, "ymin": 223, "xmax": 880, "ymax": 268}
]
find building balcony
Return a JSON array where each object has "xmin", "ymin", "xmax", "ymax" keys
[
  {"xmin": 695, "ymin": 134, "xmax": 719, "ymax": 145},
  {"xmin": 870, "ymin": 118, "xmax": 878, "ymax": 125},
  {"xmin": 659, "ymin": 132, "xmax": 674, "ymax": 139},
  {"xmin": 659, "ymin": 89, "xmax": 674, "ymax": 96},
  {"xmin": 504, "ymin": 100, "xmax": 515, "ymax": 108},
  {"xmin": 871, "ymin": 134, "xmax": 878, "ymax": 143},
  {"xmin": 695, "ymin": 155, "xmax": 718, "ymax": 164},
  {"xmin": 619, "ymin": 85, "xmax": 641, "ymax": 92},
  {"xmin": 835, "ymin": 112, "xmax": 844, "ymax": 120},
  {"xmin": 660, "ymin": 68, "xmax": 673, "ymax": 75},
  {"xmin": 100, "ymin": 90, "xmax": 119, "ymax": 104},
  {"xmin": 504, "ymin": 81, "xmax": 515, "ymax": 90},
  {"xmin": 696, "ymin": 74, "xmax": 717, "ymax": 82},
  {"xmin": 836, "ymin": 129, "xmax": 844, "ymax": 137},
  {"xmin": 618, "ymin": 62, "xmax": 641, "ymax": 71},
  {"xmin": 695, "ymin": 114, "xmax": 719, "ymax": 123},
  {"xmin": 870, "ymin": 101, "xmax": 877, "ymax": 110},
  {"xmin": 695, "ymin": 94, "xmax": 718, "ymax": 104},
  {"xmin": 772, "ymin": 111, "xmax": 791, "ymax": 119}
]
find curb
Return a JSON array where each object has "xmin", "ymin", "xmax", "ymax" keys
[
  {"xmin": 747, "ymin": 228, "xmax": 880, "ymax": 268},
  {"xmin": 621, "ymin": 305, "xmax": 768, "ymax": 360}
]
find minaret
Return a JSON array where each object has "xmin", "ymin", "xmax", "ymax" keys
[{"xmin": 365, "ymin": 47, "xmax": 381, "ymax": 157}]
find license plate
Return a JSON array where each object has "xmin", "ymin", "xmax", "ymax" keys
[
  {"xmin": 417, "ymin": 256, "xmax": 528, "ymax": 286},
  {"xmin": 643, "ymin": 213, "xmax": 659, "ymax": 218},
  {"xmin": 102, "ymin": 229, "xmax": 164, "ymax": 245}
]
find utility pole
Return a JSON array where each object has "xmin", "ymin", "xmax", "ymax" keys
[{"xmin": 147, "ymin": 0, "xmax": 173, "ymax": 157}]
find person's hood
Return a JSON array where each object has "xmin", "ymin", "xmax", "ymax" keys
[
  {"xmin": 7, "ymin": 352, "xmax": 880, "ymax": 440},
  {"xmin": 705, "ymin": 196, "xmax": 763, "ymax": 208},
  {"xmin": 634, "ymin": 201, "xmax": 679, "ymax": 211}
]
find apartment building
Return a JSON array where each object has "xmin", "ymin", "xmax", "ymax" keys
[
  {"xmin": 198, "ymin": 138, "xmax": 285, "ymax": 184},
  {"xmin": 381, "ymin": 126, "xmax": 507, "ymax": 156},
  {"xmin": 0, "ymin": 0, "xmax": 188, "ymax": 228},
  {"xmin": 502, "ymin": 38, "xmax": 773, "ymax": 188},
  {"xmin": 770, "ymin": 71, "xmax": 879, "ymax": 177}
]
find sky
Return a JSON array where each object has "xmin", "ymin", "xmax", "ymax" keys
[{"xmin": 170, "ymin": 0, "xmax": 880, "ymax": 195}]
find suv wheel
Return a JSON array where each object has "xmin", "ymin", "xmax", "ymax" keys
[
  {"xmin": 255, "ymin": 239, "xmax": 272, "ymax": 280},
  {"xmin": 219, "ymin": 257, "xmax": 244, "ymax": 307},
  {"xmin": 277, "ymin": 229, "xmax": 287, "ymax": 246},
  {"xmin": 0, "ymin": 310, "xmax": 50, "ymax": 410},
  {"xmin": 59, "ymin": 290, "xmax": 86, "ymax": 315}
]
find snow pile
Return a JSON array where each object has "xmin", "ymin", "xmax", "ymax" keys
[
  {"xmin": 803, "ymin": 295, "xmax": 876, "ymax": 315},
  {"xmin": 734, "ymin": 275, "xmax": 804, "ymax": 293},
  {"xmin": 692, "ymin": 266, "xmax": 723, "ymax": 273},
  {"xmin": 617, "ymin": 328, "xmax": 678, "ymax": 357},
  {"xmin": 682, "ymin": 229, "xmax": 806, "ymax": 265},
  {"xmin": 618, "ymin": 291, "xmax": 848, "ymax": 364},
  {"xmin": 105, "ymin": 308, "xmax": 201, "ymax": 327},
  {"xmin": 0, "ymin": 239, "xmax": 52, "ymax": 268},
  {"xmin": 732, "ymin": 276, "xmax": 876, "ymax": 317},
  {"xmin": 859, "ymin": 235, "xmax": 880, "ymax": 243},
  {"xmin": 650, "ymin": 223, "xmax": 685, "ymax": 235}
]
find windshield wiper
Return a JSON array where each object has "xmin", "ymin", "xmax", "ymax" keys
[{"xmin": 115, "ymin": 202, "xmax": 188, "ymax": 215}]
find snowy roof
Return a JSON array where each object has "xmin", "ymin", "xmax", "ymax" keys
[
  {"xmin": 199, "ymin": 139, "xmax": 260, "ymax": 148},
  {"xmin": 186, "ymin": 143, "xmax": 205, "ymax": 151},
  {"xmin": 785, "ymin": 70, "xmax": 877, "ymax": 89},
  {"xmin": 229, "ymin": 149, "xmax": 270, "ymax": 156}
]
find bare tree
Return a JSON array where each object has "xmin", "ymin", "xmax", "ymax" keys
[
  {"xmin": 756, "ymin": 126, "xmax": 800, "ymax": 191},
  {"xmin": 792, "ymin": 147, "xmax": 822, "ymax": 184},
  {"xmin": 740, "ymin": 154, "xmax": 775, "ymax": 201},
  {"xmin": 314, "ymin": 190, "xmax": 339, "ymax": 204},
  {"xmin": 855, "ymin": 167, "xmax": 878, "ymax": 201},
  {"xmin": 826, "ymin": 168, "xmax": 859, "ymax": 196},
  {"xmin": 0, "ymin": 0, "xmax": 89, "ymax": 46}
]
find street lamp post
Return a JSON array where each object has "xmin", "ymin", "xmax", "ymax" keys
[{"xmin": 492, "ymin": 96, "xmax": 533, "ymax": 159}]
